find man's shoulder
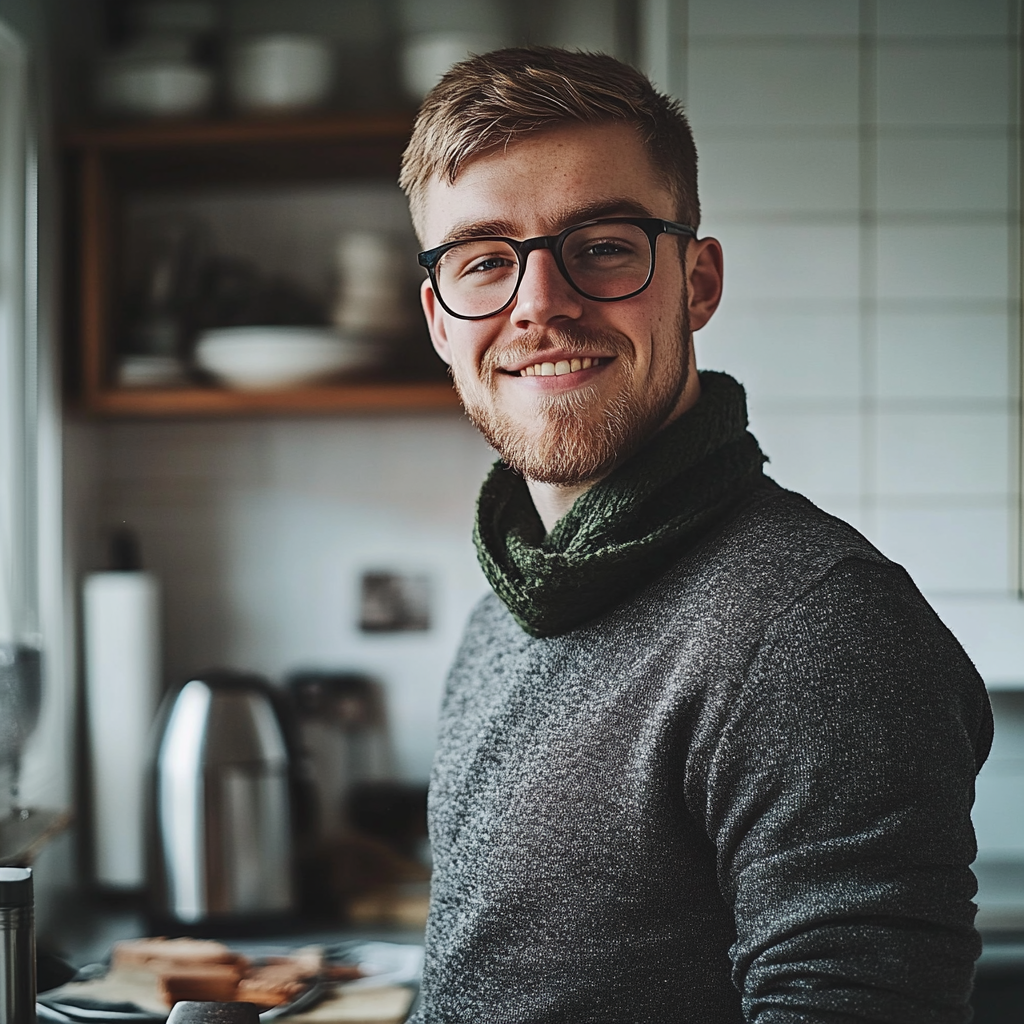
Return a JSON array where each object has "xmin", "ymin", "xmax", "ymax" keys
[
  {"xmin": 715, "ymin": 478, "xmax": 886, "ymax": 572},
  {"xmin": 642, "ymin": 477, "xmax": 904, "ymax": 632}
]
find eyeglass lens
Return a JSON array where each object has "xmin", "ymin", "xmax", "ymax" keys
[{"xmin": 434, "ymin": 222, "xmax": 655, "ymax": 318}]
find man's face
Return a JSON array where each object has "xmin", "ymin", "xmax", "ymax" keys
[{"xmin": 419, "ymin": 122, "xmax": 717, "ymax": 485}]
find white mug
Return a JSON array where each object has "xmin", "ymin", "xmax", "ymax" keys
[{"xmin": 228, "ymin": 34, "xmax": 334, "ymax": 112}]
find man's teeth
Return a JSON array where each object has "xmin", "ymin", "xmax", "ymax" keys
[{"xmin": 519, "ymin": 357, "xmax": 600, "ymax": 377}]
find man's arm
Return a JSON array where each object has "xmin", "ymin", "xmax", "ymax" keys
[{"xmin": 699, "ymin": 558, "xmax": 993, "ymax": 1024}]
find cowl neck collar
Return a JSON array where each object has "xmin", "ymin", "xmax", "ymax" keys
[{"xmin": 473, "ymin": 371, "xmax": 766, "ymax": 637}]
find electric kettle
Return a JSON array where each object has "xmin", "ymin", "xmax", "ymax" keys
[{"xmin": 151, "ymin": 670, "xmax": 296, "ymax": 924}]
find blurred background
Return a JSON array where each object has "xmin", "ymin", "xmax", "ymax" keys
[{"xmin": 0, "ymin": 0, "xmax": 1021, "ymax": 1019}]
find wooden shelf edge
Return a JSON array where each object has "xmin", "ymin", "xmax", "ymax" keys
[
  {"xmin": 63, "ymin": 111, "xmax": 417, "ymax": 150},
  {"xmin": 79, "ymin": 381, "xmax": 461, "ymax": 417}
]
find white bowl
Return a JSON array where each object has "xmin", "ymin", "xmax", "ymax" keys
[
  {"xmin": 96, "ymin": 59, "xmax": 213, "ymax": 117},
  {"xmin": 195, "ymin": 327, "xmax": 374, "ymax": 390},
  {"xmin": 228, "ymin": 34, "xmax": 335, "ymax": 112},
  {"xmin": 400, "ymin": 32, "xmax": 506, "ymax": 100}
]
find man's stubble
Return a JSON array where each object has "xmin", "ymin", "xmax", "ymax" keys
[{"xmin": 453, "ymin": 296, "xmax": 691, "ymax": 487}]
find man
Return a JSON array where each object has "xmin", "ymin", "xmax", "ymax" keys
[{"xmin": 399, "ymin": 47, "xmax": 993, "ymax": 1023}]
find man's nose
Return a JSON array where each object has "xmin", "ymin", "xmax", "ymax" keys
[{"xmin": 509, "ymin": 248, "xmax": 584, "ymax": 328}]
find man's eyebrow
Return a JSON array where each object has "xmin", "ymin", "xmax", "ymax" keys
[
  {"xmin": 439, "ymin": 198, "xmax": 658, "ymax": 245},
  {"xmin": 442, "ymin": 220, "xmax": 517, "ymax": 244}
]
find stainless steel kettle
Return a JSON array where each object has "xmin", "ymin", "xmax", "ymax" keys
[{"xmin": 151, "ymin": 670, "xmax": 295, "ymax": 923}]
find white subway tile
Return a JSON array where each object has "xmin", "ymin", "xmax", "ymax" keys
[
  {"xmin": 875, "ymin": 224, "xmax": 1009, "ymax": 302},
  {"xmin": 871, "ymin": 505, "xmax": 1012, "ymax": 593},
  {"xmin": 699, "ymin": 137, "xmax": 859, "ymax": 216},
  {"xmin": 720, "ymin": 224, "xmax": 860, "ymax": 302},
  {"xmin": 752, "ymin": 410, "xmax": 861, "ymax": 499},
  {"xmin": 876, "ymin": 411, "xmax": 1011, "ymax": 497},
  {"xmin": 876, "ymin": 44, "xmax": 1011, "ymax": 126},
  {"xmin": 101, "ymin": 420, "xmax": 270, "ymax": 485},
  {"xmin": 687, "ymin": 42, "xmax": 859, "ymax": 128},
  {"xmin": 928, "ymin": 596, "xmax": 1024, "ymax": 687},
  {"xmin": 876, "ymin": 137, "xmax": 1010, "ymax": 214},
  {"xmin": 700, "ymin": 310, "xmax": 860, "ymax": 401},
  {"xmin": 689, "ymin": 0, "xmax": 859, "ymax": 36},
  {"xmin": 876, "ymin": 311, "xmax": 1013, "ymax": 401},
  {"xmin": 974, "ymin": 768, "xmax": 1024, "ymax": 855},
  {"xmin": 266, "ymin": 416, "xmax": 493, "ymax": 527},
  {"xmin": 987, "ymin": 693, "xmax": 1024, "ymax": 762},
  {"xmin": 877, "ymin": 0, "xmax": 1010, "ymax": 36}
]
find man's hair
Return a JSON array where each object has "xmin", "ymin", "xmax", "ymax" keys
[{"xmin": 399, "ymin": 46, "xmax": 700, "ymax": 240}]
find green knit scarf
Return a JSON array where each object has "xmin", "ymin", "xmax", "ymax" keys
[{"xmin": 473, "ymin": 371, "xmax": 767, "ymax": 638}]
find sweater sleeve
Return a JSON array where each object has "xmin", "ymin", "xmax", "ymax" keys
[{"xmin": 699, "ymin": 558, "xmax": 993, "ymax": 1024}]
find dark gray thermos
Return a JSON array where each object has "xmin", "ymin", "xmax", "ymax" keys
[{"xmin": 0, "ymin": 866, "xmax": 35, "ymax": 1024}]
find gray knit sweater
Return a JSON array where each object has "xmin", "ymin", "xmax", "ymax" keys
[{"xmin": 414, "ymin": 479, "xmax": 993, "ymax": 1023}]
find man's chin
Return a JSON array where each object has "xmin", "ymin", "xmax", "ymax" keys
[{"xmin": 464, "ymin": 387, "xmax": 662, "ymax": 487}]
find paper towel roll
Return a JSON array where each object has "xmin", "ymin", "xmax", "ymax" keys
[{"xmin": 83, "ymin": 571, "xmax": 160, "ymax": 889}]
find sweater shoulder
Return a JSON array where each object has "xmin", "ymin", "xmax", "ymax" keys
[
  {"xmin": 653, "ymin": 478, "xmax": 897, "ymax": 618},
  {"xmin": 724, "ymin": 479, "xmax": 888, "ymax": 572}
]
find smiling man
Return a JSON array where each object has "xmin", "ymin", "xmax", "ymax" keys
[{"xmin": 400, "ymin": 48, "xmax": 993, "ymax": 1024}]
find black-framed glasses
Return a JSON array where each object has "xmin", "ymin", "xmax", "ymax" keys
[{"xmin": 418, "ymin": 217, "xmax": 696, "ymax": 321}]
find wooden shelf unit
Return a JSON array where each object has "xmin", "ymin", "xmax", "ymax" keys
[{"xmin": 64, "ymin": 112, "xmax": 459, "ymax": 417}]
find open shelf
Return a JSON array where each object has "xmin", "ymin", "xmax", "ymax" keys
[{"xmin": 63, "ymin": 112, "xmax": 457, "ymax": 417}]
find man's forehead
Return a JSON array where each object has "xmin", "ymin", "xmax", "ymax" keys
[{"xmin": 418, "ymin": 122, "xmax": 675, "ymax": 246}]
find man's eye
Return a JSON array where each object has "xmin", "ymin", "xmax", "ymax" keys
[
  {"xmin": 581, "ymin": 239, "xmax": 633, "ymax": 258},
  {"xmin": 467, "ymin": 255, "xmax": 515, "ymax": 274}
]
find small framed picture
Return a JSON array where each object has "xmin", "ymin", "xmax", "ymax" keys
[{"xmin": 359, "ymin": 571, "xmax": 431, "ymax": 633}]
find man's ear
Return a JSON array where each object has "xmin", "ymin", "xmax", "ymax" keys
[
  {"xmin": 421, "ymin": 277, "xmax": 452, "ymax": 365},
  {"xmin": 685, "ymin": 237, "xmax": 724, "ymax": 332}
]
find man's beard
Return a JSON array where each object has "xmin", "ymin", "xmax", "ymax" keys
[{"xmin": 452, "ymin": 307, "xmax": 691, "ymax": 486}]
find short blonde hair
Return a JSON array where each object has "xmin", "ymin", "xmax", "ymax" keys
[{"xmin": 399, "ymin": 47, "xmax": 700, "ymax": 242}]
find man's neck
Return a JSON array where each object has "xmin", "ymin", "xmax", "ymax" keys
[{"xmin": 527, "ymin": 479, "xmax": 594, "ymax": 533}]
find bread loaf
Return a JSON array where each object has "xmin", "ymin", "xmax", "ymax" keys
[{"xmin": 157, "ymin": 964, "xmax": 245, "ymax": 1005}]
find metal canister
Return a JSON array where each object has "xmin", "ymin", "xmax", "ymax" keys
[
  {"xmin": 151, "ymin": 671, "xmax": 296, "ymax": 923},
  {"xmin": 0, "ymin": 866, "xmax": 35, "ymax": 1024}
]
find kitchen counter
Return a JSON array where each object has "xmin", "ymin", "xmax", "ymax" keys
[{"xmin": 37, "ymin": 886, "xmax": 425, "ymax": 1023}]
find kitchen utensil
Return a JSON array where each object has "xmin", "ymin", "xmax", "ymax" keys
[
  {"xmin": 227, "ymin": 35, "xmax": 334, "ymax": 113},
  {"xmin": 96, "ymin": 58, "xmax": 213, "ymax": 117},
  {"xmin": 194, "ymin": 327, "xmax": 373, "ymax": 390},
  {"xmin": 0, "ymin": 866, "xmax": 35, "ymax": 1024},
  {"xmin": 151, "ymin": 670, "xmax": 296, "ymax": 923},
  {"xmin": 331, "ymin": 234, "xmax": 414, "ymax": 341},
  {"xmin": 287, "ymin": 673, "xmax": 393, "ymax": 841},
  {"xmin": 167, "ymin": 1003, "xmax": 258, "ymax": 1024}
]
